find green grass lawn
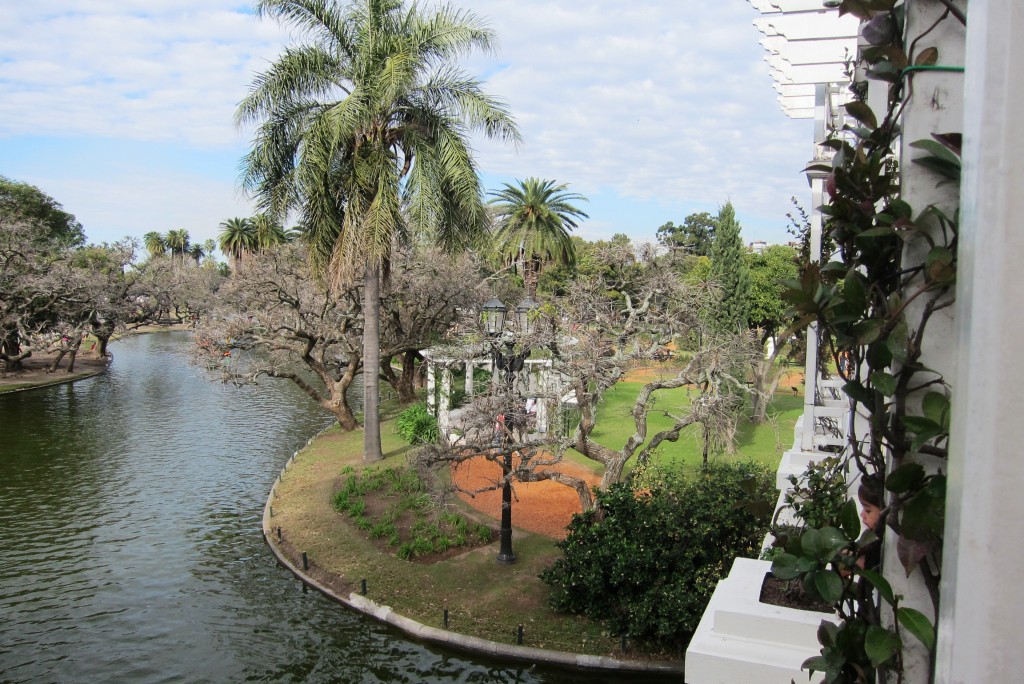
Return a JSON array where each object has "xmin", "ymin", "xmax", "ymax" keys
[{"xmin": 583, "ymin": 382, "xmax": 803, "ymax": 474}]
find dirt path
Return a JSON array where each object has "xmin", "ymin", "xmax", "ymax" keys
[{"xmin": 451, "ymin": 455, "xmax": 601, "ymax": 540}]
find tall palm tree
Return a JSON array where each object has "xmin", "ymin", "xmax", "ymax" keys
[
  {"xmin": 236, "ymin": 0, "xmax": 519, "ymax": 462},
  {"xmin": 490, "ymin": 178, "xmax": 588, "ymax": 297},
  {"xmin": 217, "ymin": 217, "xmax": 256, "ymax": 270},
  {"xmin": 142, "ymin": 231, "xmax": 167, "ymax": 259},
  {"xmin": 188, "ymin": 242, "xmax": 206, "ymax": 265},
  {"xmin": 165, "ymin": 229, "xmax": 191, "ymax": 266},
  {"xmin": 251, "ymin": 213, "xmax": 288, "ymax": 252}
]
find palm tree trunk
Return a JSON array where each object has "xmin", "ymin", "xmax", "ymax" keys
[{"xmin": 363, "ymin": 260, "xmax": 383, "ymax": 462}]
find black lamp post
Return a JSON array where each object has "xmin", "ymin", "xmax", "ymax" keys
[{"xmin": 481, "ymin": 296, "xmax": 538, "ymax": 565}]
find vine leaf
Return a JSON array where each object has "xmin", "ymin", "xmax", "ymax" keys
[
  {"xmin": 914, "ymin": 47, "xmax": 939, "ymax": 66},
  {"xmin": 856, "ymin": 568, "xmax": 895, "ymax": 605},
  {"xmin": 865, "ymin": 625, "xmax": 901, "ymax": 667},
  {"xmin": 897, "ymin": 607, "xmax": 936, "ymax": 651},
  {"xmin": 845, "ymin": 101, "xmax": 878, "ymax": 129}
]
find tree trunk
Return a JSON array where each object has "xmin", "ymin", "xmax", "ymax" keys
[
  {"xmin": 750, "ymin": 339, "xmax": 788, "ymax": 424},
  {"xmin": 363, "ymin": 261, "xmax": 383, "ymax": 462},
  {"xmin": 326, "ymin": 394, "xmax": 359, "ymax": 431},
  {"xmin": 49, "ymin": 349, "xmax": 67, "ymax": 372},
  {"xmin": 397, "ymin": 351, "xmax": 420, "ymax": 403},
  {"xmin": 65, "ymin": 337, "xmax": 82, "ymax": 373}
]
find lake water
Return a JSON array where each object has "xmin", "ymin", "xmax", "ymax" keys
[{"xmin": 0, "ymin": 331, "xmax": 648, "ymax": 683}]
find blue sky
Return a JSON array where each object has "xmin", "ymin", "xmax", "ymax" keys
[{"xmin": 0, "ymin": 1, "xmax": 813, "ymax": 252}]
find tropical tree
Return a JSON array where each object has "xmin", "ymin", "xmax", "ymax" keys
[
  {"xmin": 217, "ymin": 217, "xmax": 256, "ymax": 270},
  {"xmin": 251, "ymin": 213, "xmax": 288, "ymax": 252},
  {"xmin": 490, "ymin": 178, "xmax": 588, "ymax": 298},
  {"xmin": 235, "ymin": 0, "xmax": 519, "ymax": 462},
  {"xmin": 164, "ymin": 229, "xmax": 191, "ymax": 265},
  {"xmin": 142, "ymin": 231, "xmax": 167, "ymax": 259}
]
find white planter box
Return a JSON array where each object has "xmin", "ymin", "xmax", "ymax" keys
[{"xmin": 685, "ymin": 557, "xmax": 838, "ymax": 684}]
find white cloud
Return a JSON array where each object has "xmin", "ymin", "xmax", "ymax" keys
[{"xmin": 0, "ymin": 0, "xmax": 815, "ymax": 244}]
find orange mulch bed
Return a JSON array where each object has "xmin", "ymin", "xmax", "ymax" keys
[{"xmin": 451, "ymin": 454, "xmax": 601, "ymax": 540}]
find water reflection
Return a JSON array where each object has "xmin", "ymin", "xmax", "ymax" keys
[{"xmin": 0, "ymin": 332, "xmax": 659, "ymax": 683}]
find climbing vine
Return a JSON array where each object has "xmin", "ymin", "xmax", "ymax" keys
[{"xmin": 772, "ymin": 1, "xmax": 962, "ymax": 681}]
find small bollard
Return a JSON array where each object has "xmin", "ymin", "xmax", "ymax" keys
[
  {"xmin": 302, "ymin": 552, "xmax": 309, "ymax": 571},
  {"xmin": 517, "ymin": 624, "xmax": 524, "ymax": 645},
  {"xmin": 276, "ymin": 526, "xmax": 282, "ymax": 541},
  {"xmin": 361, "ymin": 578, "xmax": 367, "ymax": 595},
  {"xmin": 443, "ymin": 609, "xmax": 449, "ymax": 630}
]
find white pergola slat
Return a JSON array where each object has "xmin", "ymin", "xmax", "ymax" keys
[{"xmin": 748, "ymin": 1, "xmax": 854, "ymax": 119}]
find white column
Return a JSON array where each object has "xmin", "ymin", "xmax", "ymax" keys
[
  {"xmin": 438, "ymin": 366, "xmax": 452, "ymax": 433},
  {"xmin": 536, "ymin": 363, "xmax": 549, "ymax": 434},
  {"xmin": 938, "ymin": 1, "xmax": 1024, "ymax": 680},
  {"xmin": 465, "ymin": 361, "xmax": 474, "ymax": 397},
  {"xmin": 801, "ymin": 174, "xmax": 826, "ymax": 451},
  {"xmin": 426, "ymin": 362, "xmax": 436, "ymax": 416}
]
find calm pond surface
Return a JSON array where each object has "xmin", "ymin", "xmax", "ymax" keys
[{"xmin": 0, "ymin": 332, "xmax": 651, "ymax": 683}]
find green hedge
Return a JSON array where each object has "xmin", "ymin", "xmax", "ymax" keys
[{"xmin": 540, "ymin": 462, "xmax": 775, "ymax": 651}]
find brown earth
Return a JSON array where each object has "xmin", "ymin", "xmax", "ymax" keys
[
  {"xmin": 0, "ymin": 350, "xmax": 111, "ymax": 390},
  {"xmin": 450, "ymin": 454, "xmax": 601, "ymax": 540}
]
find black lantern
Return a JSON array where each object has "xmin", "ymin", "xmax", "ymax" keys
[
  {"xmin": 481, "ymin": 297, "xmax": 507, "ymax": 337},
  {"xmin": 514, "ymin": 297, "xmax": 539, "ymax": 334}
]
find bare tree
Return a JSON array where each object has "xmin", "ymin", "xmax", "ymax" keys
[
  {"xmin": 416, "ymin": 248, "xmax": 758, "ymax": 512},
  {"xmin": 379, "ymin": 248, "xmax": 488, "ymax": 404},
  {"xmin": 193, "ymin": 243, "xmax": 365, "ymax": 430}
]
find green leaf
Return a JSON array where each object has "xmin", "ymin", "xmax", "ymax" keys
[
  {"xmin": 897, "ymin": 607, "xmax": 936, "ymax": 651},
  {"xmin": 803, "ymin": 655, "xmax": 830, "ymax": 674},
  {"xmin": 802, "ymin": 528, "xmax": 824, "ymax": 558},
  {"xmin": 915, "ymin": 47, "xmax": 939, "ymax": 66},
  {"xmin": 843, "ymin": 380, "xmax": 873, "ymax": 405},
  {"xmin": 889, "ymin": 198, "xmax": 913, "ymax": 219},
  {"xmin": 913, "ymin": 155, "xmax": 962, "ymax": 182},
  {"xmin": 818, "ymin": 620, "xmax": 840, "ymax": 647},
  {"xmin": 871, "ymin": 370, "xmax": 897, "ymax": 396},
  {"xmin": 813, "ymin": 527, "xmax": 848, "ymax": 562},
  {"xmin": 845, "ymin": 101, "xmax": 878, "ymax": 129},
  {"xmin": 901, "ymin": 478, "xmax": 946, "ymax": 541},
  {"xmin": 771, "ymin": 553, "xmax": 801, "ymax": 580},
  {"xmin": 857, "ymin": 226, "xmax": 897, "ymax": 238},
  {"xmin": 865, "ymin": 625, "xmax": 901, "ymax": 666},
  {"xmin": 910, "ymin": 139, "xmax": 961, "ymax": 167},
  {"xmin": 886, "ymin": 319, "xmax": 909, "ymax": 363},
  {"xmin": 841, "ymin": 499, "xmax": 861, "ymax": 541},
  {"xmin": 843, "ymin": 269, "xmax": 868, "ymax": 311},
  {"xmin": 856, "ymin": 568, "xmax": 895, "ymax": 605},
  {"xmin": 922, "ymin": 392, "xmax": 950, "ymax": 428},
  {"xmin": 886, "ymin": 463, "xmax": 925, "ymax": 493},
  {"xmin": 813, "ymin": 569, "xmax": 844, "ymax": 604},
  {"xmin": 903, "ymin": 415, "xmax": 943, "ymax": 452}
]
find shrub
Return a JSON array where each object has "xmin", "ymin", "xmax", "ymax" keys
[
  {"xmin": 540, "ymin": 462, "xmax": 775, "ymax": 651},
  {"xmin": 783, "ymin": 455, "xmax": 847, "ymax": 529},
  {"xmin": 395, "ymin": 403, "xmax": 440, "ymax": 445}
]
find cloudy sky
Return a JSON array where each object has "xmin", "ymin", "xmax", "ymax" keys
[{"xmin": 0, "ymin": 1, "xmax": 813, "ymax": 251}]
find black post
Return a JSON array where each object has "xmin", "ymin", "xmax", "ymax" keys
[
  {"xmin": 276, "ymin": 526, "xmax": 282, "ymax": 541},
  {"xmin": 361, "ymin": 578, "xmax": 367, "ymax": 595},
  {"xmin": 443, "ymin": 608, "xmax": 449, "ymax": 629},
  {"xmin": 302, "ymin": 552, "xmax": 309, "ymax": 571},
  {"xmin": 517, "ymin": 624, "xmax": 524, "ymax": 645},
  {"xmin": 496, "ymin": 447, "xmax": 516, "ymax": 565}
]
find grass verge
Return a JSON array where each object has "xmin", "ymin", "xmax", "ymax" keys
[{"xmin": 269, "ymin": 417, "xmax": 629, "ymax": 658}]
